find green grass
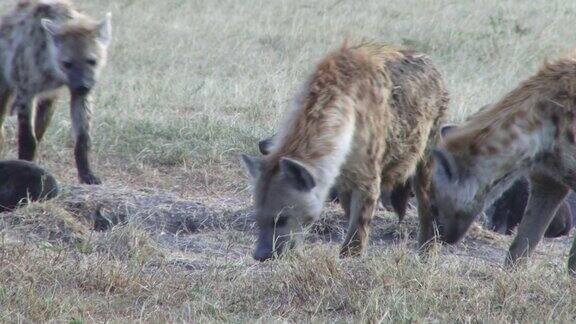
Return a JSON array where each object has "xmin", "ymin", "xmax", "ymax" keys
[{"xmin": 4, "ymin": 0, "xmax": 576, "ymax": 172}]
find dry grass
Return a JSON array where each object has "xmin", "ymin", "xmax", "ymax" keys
[{"xmin": 2, "ymin": 0, "xmax": 576, "ymax": 322}]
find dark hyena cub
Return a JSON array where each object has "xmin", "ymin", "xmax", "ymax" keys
[
  {"xmin": 487, "ymin": 177, "xmax": 573, "ymax": 238},
  {"xmin": 0, "ymin": 0, "xmax": 112, "ymax": 184},
  {"xmin": 0, "ymin": 160, "xmax": 58, "ymax": 212}
]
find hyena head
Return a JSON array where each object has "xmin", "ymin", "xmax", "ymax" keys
[
  {"xmin": 241, "ymin": 154, "xmax": 322, "ymax": 261},
  {"xmin": 429, "ymin": 147, "xmax": 486, "ymax": 244},
  {"xmin": 41, "ymin": 14, "xmax": 112, "ymax": 95}
]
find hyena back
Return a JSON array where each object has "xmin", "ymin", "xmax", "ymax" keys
[
  {"xmin": 242, "ymin": 43, "xmax": 448, "ymax": 261},
  {"xmin": 0, "ymin": 0, "xmax": 111, "ymax": 184},
  {"xmin": 428, "ymin": 52, "xmax": 576, "ymax": 274}
]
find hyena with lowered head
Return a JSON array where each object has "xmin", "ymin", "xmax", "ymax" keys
[
  {"xmin": 427, "ymin": 52, "xmax": 576, "ymax": 274},
  {"xmin": 242, "ymin": 42, "xmax": 448, "ymax": 261},
  {"xmin": 0, "ymin": 0, "xmax": 111, "ymax": 184}
]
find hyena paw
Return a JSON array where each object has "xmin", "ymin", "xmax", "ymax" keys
[{"xmin": 80, "ymin": 173, "xmax": 102, "ymax": 185}]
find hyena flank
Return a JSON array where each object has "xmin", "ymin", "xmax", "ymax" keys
[
  {"xmin": 242, "ymin": 43, "xmax": 448, "ymax": 261},
  {"xmin": 428, "ymin": 52, "xmax": 576, "ymax": 273},
  {"xmin": 0, "ymin": 0, "xmax": 112, "ymax": 184}
]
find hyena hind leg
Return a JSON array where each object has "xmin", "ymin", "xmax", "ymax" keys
[
  {"xmin": 413, "ymin": 157, "xmax": 436, "ymax": 251},
  {"xmin": 505, "ymin": 172, "xmax": 568, "ymax": 269},
  {"xmin": 340, "ymin": 186, "xmax": 380, "ymax": 257},
  {"xmin": 34, "ymin": 93, "xmax": 59, "ymax": 142}
]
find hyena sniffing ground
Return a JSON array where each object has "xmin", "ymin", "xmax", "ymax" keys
[
  {"xmin": 242, "ymin": 43, "xmax": 448, "ymax": 261},
  {"xmin": 0, "ymin": 0, "xmax": 112, "ymax": 184},
  {"xmin": 428, "ymin": 52, "xmax": 576, "ymax": 273}
]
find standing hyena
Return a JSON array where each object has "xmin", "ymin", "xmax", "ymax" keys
[
  {"xmin": 0, "ymin": 0, "xmax": 112, "ymax": 184},
  {"xmin": 241, "ymin": 43, "xmax": 448, "ymax": 261},
  {"xmin": 427, "ymin": 52, "xmax": 576, "ymax": 273}
]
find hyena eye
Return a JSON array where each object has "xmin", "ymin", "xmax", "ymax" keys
[
  {"xmin": 61, "ymin": 61, "xmax": 72, "ymax": 69},
  {"xmin": 86, "ymin": 59, "xmax": 97, "ymax": 66}
]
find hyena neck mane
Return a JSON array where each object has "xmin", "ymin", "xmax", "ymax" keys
[
  {"xmin": 439, "ymin": 56, "xmax": 576, "ymax": 208},
  {"xmin": 266, "ymin": 93, "xmax": 355, "ymax": 201}
]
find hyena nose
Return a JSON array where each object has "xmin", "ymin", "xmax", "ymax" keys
[
  {"xmin": 74, "ymin": 85, "xmax": 91, "ymax": 96},
  {"xmin": 253, "ymin": 246, "xmax": 273, "ymax": 262}
]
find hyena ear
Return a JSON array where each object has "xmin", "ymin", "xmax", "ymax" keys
[
  {"xmin": 96, "ymin": 12, "xmax": 112, "ymax": 46},
  {"xmin": 258, "ymin": 137, "xmax": 274, "ymax": 155},
  {"xmin": 432, "ymin": 149, "xmax": 459, "ymax": 184},
  {"xmin": 440, "ymin": 124, "xmax": 458, "ymax": 139},
  {"xmin": 41, "ymin": 19, "xmax": 60, "ymax": 36},
  {"xmin": 279, "ymin": 157, "xmax": 316, "ymax": 191},
  {"xmin": 241, "ymin": 154, "xmax": 262, "ymax": 180}
]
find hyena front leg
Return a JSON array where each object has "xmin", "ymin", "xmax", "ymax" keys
[
  {"xmin": 13, "ymin": 92, "xmax": 37, "ymax": 161},
  {"xmin": 505, "ymin": 172, "xmax": 568, "ymax": 268},
  {"xmin": 340, "ymin": 183, "xmax": 380, "ymax": 257},
  {"xmin": 70, "ymin": 93, "xmax": 101, "ymax": 185},
  {"xmin": 568, "ymin": 231, "xmax": 576, "ymax": 275},
  {"xmin": 34, "ymin": 93, "xmax": 58, "ymax": 142},
  {"xmin": 414, "ymin": 157, "xmax": 435, "ymax": 250},
  {"xmin": 0, "ymin": 83, "xmax": 11, "ymax": 156}
]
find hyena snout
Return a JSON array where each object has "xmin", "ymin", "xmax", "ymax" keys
[
  {"xmin": 68, "ymin": 70, "xmax": 96, "ymax": 95},
  {"xmin": 437, "ymin": 215, "xmax": 475, "ymax": 244},
  {"xmin": 253, "ymin": 228, "xmax": 294, "ymax": 261}
]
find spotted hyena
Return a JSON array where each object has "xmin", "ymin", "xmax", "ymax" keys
[
  {"xmin": 0, "ymin": 0, "xmax": 112, "ymax": 184},
  {"xmin": 427, "ymin": 52, "xmax": 576, "ymax": 273},
  {"xmin": 242, "ymin": 43, "xmax": 448, "ymax": 261}
]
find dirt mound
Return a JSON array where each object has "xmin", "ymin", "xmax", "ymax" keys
[{"xmin": 1, "ymin": 183, "xmax": 571, "ymax": 266}]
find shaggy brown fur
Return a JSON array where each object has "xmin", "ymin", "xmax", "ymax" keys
[
  {"xmin": 428, "ymin": 52, "xmax": 576, "ymax": 274},
  {"xmin": 242, "ymin": 42, "xmax": 448, "ymax": 261}
]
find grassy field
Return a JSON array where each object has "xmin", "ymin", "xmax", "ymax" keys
[{"xmin": 2, "ymin": 0, "xmax": 576, "ymax": 322}]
